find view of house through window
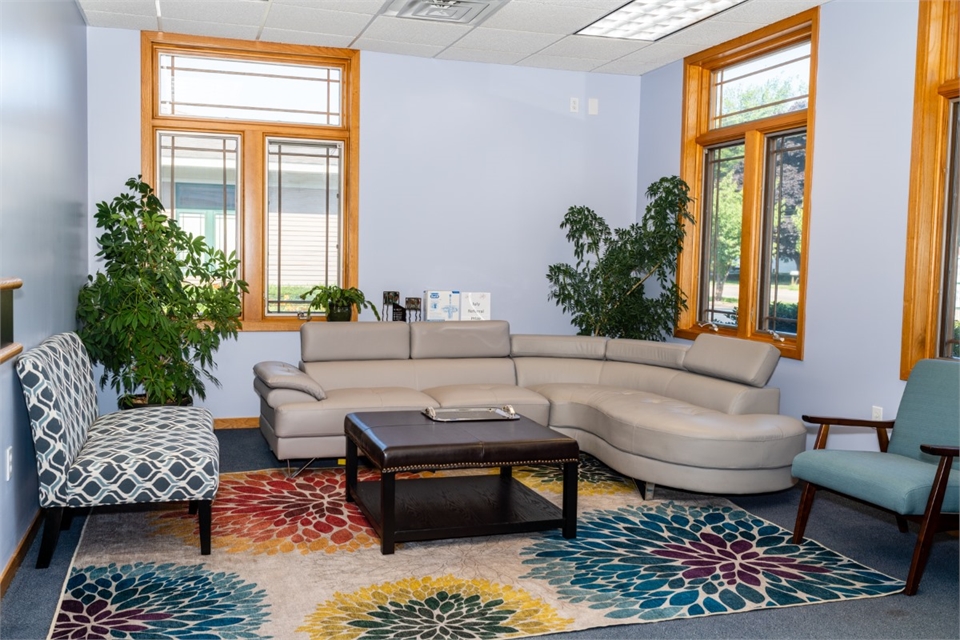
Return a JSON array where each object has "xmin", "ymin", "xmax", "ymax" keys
[
  {"xmin": 266, "ymin": 139, "xmax": 342, "ymax": 315},
  {"xmin": 142, "ymin": 32, "xmax": 359, "ymax": 330},
  {"xmin": 678, "ymin": 10, "xmax": 817, "ymax": 359}
]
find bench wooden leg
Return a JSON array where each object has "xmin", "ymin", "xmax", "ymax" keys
[
  {"xmin": 198, "ymin": 500, "xmax": 212, "ymax": 555},
  {"xmin": 36, "ymin": 507, "xmax": 64, "ymax": 569}
]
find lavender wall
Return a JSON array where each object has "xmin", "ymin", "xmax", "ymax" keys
[{"xmin": 0, "ymin": 0, "xmax": 88, "ymax": 576}]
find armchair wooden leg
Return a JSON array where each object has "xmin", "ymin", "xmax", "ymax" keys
[
  {"xmin": 189, "ymin": 500, "xmax": 199, "ymax": 515},
  {"xmin": 36, "ymin": 507, "xmax": 64, "ymax": 569},
  {"xmin": 198, "ymin": 500, "xmax": 212, "ymax": 555},
  {"xmin": 792, "ymin": 482, "xmax": 818, "ymax": 544},
  {"xmin": 903, "ymin": 454, "xmax": 954, "ymax": 595},
  {"xmin": 895, "ymin": 514, "xmax": 909, "ymax": 533}
]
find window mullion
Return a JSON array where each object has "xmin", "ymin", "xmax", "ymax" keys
[
  {"xmin": 242, "ymin": 131, "xmax": 264, "ymax": 325},
  {"xmin": 738, "ymin": 130, "xmax": 765, "ymax": 341}
]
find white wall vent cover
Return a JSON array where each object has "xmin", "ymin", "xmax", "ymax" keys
[{"xmin": 384, "ymin": 0, "xmax": 510, "ymax": 25}]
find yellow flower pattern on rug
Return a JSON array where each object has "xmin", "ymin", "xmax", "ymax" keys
[
  {"xmin": 297, "ymin": 574, "xmax": 573, "ymax": 639},
  {"xmin": 511, "ymin": 453, "xmax": 637, "ymax": 496}
]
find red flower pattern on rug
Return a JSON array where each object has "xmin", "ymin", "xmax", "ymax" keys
[{"xmin": 151, "ymin": 469, "xmax": 397, "ymax": 555}]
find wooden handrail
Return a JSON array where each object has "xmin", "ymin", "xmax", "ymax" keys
[
  {"xmin": 0, "ymin": 278, "xmax": 23, "ymax": 291},
  {"xmin": 0, "ymin": 277, "xmax": 23, "ymax": 364}
]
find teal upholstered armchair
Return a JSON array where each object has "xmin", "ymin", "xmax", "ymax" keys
[{"xmin": 791, "ymin": 359, "xmax": 959, "ymax": 595}]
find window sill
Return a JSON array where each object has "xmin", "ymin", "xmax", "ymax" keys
[{"xmin": 675, "ymin": 326, "xmax": 802, "ymax": 360}]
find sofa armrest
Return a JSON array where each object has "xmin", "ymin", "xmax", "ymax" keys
[{"xmin": 253, "ymin": 361, "xmax": 326, "ymax": 400}]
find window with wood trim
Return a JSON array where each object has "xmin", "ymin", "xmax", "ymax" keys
[
  {"xmin": 141, "ymin": 32, "xmax": 360, "ymax": 331},
  {"xmin": 677, "ymin": 9, "xmax": 818, "ymax": 360},
  {"xmin": 901, "ymin": 0, "xmax": 960, "ymax": 378}
]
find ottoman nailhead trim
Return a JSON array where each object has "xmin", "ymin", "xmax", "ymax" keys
[{"xmin": 382, "ymin": 457, "xmax": 580, "ymax": 474}]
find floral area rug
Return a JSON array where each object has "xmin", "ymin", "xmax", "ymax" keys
[{"xmin": 51, "ymin": 455, "xmax": 903, "ymax": 639}]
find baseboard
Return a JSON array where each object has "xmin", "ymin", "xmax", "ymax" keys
[
  {"xmin": 214, "ymin": 417, "xmax": 258, "ymax": 430},
  {"xmin": 0, "ymin": 510, "xmax": 41, "ymax": 598}
]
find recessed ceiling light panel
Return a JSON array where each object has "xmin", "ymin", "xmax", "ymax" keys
[
  {"xmin": 578, "ymin": 0, "xmax": 749, "ymax": 42},
  {"xmin": 384, "ymin": 0, "xmax": 510, "ymax": 25}
]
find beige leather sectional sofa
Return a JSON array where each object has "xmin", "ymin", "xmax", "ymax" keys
[{"xmin": 253, "ymin": 320, "xmax": 807, "ymax": 494}]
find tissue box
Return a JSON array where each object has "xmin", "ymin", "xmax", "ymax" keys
[
  {"xmin": 459, "ymin": 292, "xmax": 491, "ymax": 321},
  {"xmin": 424, "ymin": 290, "xmax": 460, "ymax": 321}
]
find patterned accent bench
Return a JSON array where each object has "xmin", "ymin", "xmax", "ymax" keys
[{"xmin": 16, "ymin": 332, "xmax": 219, "ymax": 567}]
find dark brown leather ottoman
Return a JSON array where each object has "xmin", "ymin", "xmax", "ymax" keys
[{"xmin": 344, "ymin": 410, "xmax": 579, "ymax": 554}]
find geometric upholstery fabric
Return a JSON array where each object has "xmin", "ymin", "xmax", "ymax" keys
[
  {"xmin": 16, "ymin": 332, "xmax": 218, "ymax": 508},
  {"xmin": 67, "ymin": 406, "xmax": 219, "ymax": 507},
  {"xmin": 791, "ymin": 449, "xmax": 959, "ymax": 516}
]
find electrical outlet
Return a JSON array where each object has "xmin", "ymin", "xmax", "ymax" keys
[
  {"xmin": 5, "ymin": 446, "xmax": 11, "ymax": 481},
  {"xmin": 871, "ymin": 406, "xmax": 883, "ymax": 420},
  {"xmin": 569, "ymin": 97, "xmax": 579, "ymax": 113}
]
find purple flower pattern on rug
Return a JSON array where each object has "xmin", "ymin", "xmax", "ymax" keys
[
  {"xmin": 520, "ymin": 502, "xmax": 904, "ymax": 621},
  {"xmin": 52, "ymin": 562, "xmax": 270, "ymax": 639}
]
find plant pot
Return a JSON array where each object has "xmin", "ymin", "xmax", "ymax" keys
[
  {"xmin": 119, "ymin": 394, "xmax": 193, "ymax": 410},
  {"xmin": 326, "ymin": 305, "xmax": 353, "ymax": 322}
]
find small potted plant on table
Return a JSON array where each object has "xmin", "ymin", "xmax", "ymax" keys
[{"xmin": 300, "ymin": 284, "xmax": 381, "ymax": 321}]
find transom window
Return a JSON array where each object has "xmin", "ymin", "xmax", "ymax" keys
[
  {"xmin": 142, "ymin": 32, "xmax": 359, "ymax": 330},
  {"xmin": 677, "ymin": 9, "xmax": 818, "ymax": 359}
]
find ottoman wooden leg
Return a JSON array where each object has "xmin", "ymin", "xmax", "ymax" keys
[
  {"xmin": 562, "ymin": 461, "xmax": 577, "ymax": 539},
  {"xmin": 381, "ymin": 472, "xmax": 396, "ymax": 554},
  {"xmin": 346, "ymin": 438, "xmax": 358, "ymax": 503}
]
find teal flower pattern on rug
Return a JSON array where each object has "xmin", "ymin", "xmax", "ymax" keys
[
  {"xmin": 520, "ymin": 502, "xmax": 905, "ymax": 621},
  {"xmin": 52, "ymin": 562, "xmax": 270, "ymax": 639}
]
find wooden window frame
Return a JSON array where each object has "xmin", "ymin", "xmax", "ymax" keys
[
  {"xmin": 900, "ymin": 0, "xmax": 960, "ymax": 378},
  {"xmin": 677, "ymin": 9, "xmax": 819, "ymax": 360},
  {"xmin": 141, "ymin": 32, "xmax": 360, "ymax": 331}
]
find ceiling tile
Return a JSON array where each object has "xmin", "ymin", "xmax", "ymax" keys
[
  {"xmin": 592, "ymin": 58, "xmax": 666, "ymax": 76},
  {"xmin": 615, "ymin": 41, "xmax": 703, "ymax": 66},
  {"xmin": 538, "ymin": 35, "xmax": 651, "ymax": 60},
  {"xmin": 159, "ymin": 1, "xmax": 269, "ymax": 26},
  {"xmin": 272, "ymin": 0, "xmax": 387, "ymax": 13},
  {"xmin": 481, "ymin": 3, "xmax": 609, "ymax": 35},
  {"xmin": 435, "ymin": 48, "xmax": 529, "ymax": 65},
  {"xmin": 518, "ymin": 53, "xmax": 602, "ymax": 73},
  {"xmin": 263, "ymin": 5, "xmax": 373, "ymax": 36},
  {"xmin": 78, "ymin": 1, "xmax": 156, "ymax": 18},
  {"xmin": 712, "ymin": 0, "xmax": 825, "ymax": 24},
  {"xmin": 83, "ymin": 9, "xmax": 159, "ymax": 30},
  {"xmin": 659, "ymin": 19, "xmax": 762, "ymax": 46},
  {"xmin": 451, "ymin": 28, "xmax": 563, "ymax": 55},
  {"xmin": 159, "ymin": 18, "xmax": 261, "ymax": 40},
  {"xmin": 350, "ymin": 38, "xmax": 446, "ymax": 58},
  {"xmin": 259, "ymin": 28, "xmax": 356, "ymax": 48},
  {"xmin": 509, "ymin": 0, "xmax": 627, "ymax": 10},
  {"xmin": 362, "ymin": 15, "xmax": 472, "ymax": 47}
]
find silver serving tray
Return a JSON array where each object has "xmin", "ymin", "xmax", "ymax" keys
[{"xmin": 422, "ymin": 405, "xmax": 518, "ymax": 422}]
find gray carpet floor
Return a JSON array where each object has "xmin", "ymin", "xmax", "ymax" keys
[{"xmin": 1, "ymin": 428, "xmax": 957, "ymax": 639}]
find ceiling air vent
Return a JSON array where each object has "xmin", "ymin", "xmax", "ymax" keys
[{"xmin": 383, "ymin": 0, "xmax": 510, "ymax": 25}]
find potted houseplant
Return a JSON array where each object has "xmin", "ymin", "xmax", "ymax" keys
[
  {"xmin": 299, "ymin": 284, "xmax": 381, "ymax": 321},
  {"xmin": 546, "ymin": 176, "xmax": 694, "ymax": 341},
  {"xmin": 76, "ymin": 176, "xmax": 249, "ymax": 408}
]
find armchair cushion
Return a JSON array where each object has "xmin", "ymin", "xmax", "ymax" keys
[
  {"xmin": 792, "ymin": 449, "xmax": 960, "ymax": 515},
  {"xmin": 254, "ymin": 361, "xmax": 326, "ymax": 400}
]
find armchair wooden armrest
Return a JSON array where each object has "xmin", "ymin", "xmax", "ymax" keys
[
  {"xmin": 801, "ymin": 415, "xmax": 897, "ymax": 451},
  {"xmin": 920, "ymin": 444, "xmax": 959, "ymax": 457}
]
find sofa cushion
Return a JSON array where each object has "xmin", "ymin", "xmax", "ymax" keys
[
  {"xmin": 253, "ymin": 361, "xmax": 326, "ymax": 400},
  {"xmin": 268, "ymin": 388, "xmax": 439, "ymax": 438},
  {"xmin": 410, "ymin": 320, "xmax": 510, "ymax": 359},
  {"xmin": 605, "ymin": 339, "xmax": 688, "ymax": 370},
  {"xmin": 414, "ymin": 358, "xmax": 517, "ymax": 389},
  {"xmin": 421, "ymin": 384, "xmax": 551, "ymax": 425},
  {"xmin": 682, "ymin": 333, "xmax": 780, "ymax": 387},
  {"xmin": 514, "ymin": 357, "xmax": 604, "ymax": 387},
  {"xmin": 510, "ymin": 335, "xmax": 607, "ymax": 359},
  {"xmin": 301, "ymin": 322, "xmax": 410, "ymax": 362}
]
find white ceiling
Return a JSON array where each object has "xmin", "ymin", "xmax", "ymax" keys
[{"xmin": 75, "ymin": 0, "xmax": 828, "ymax": 75}]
